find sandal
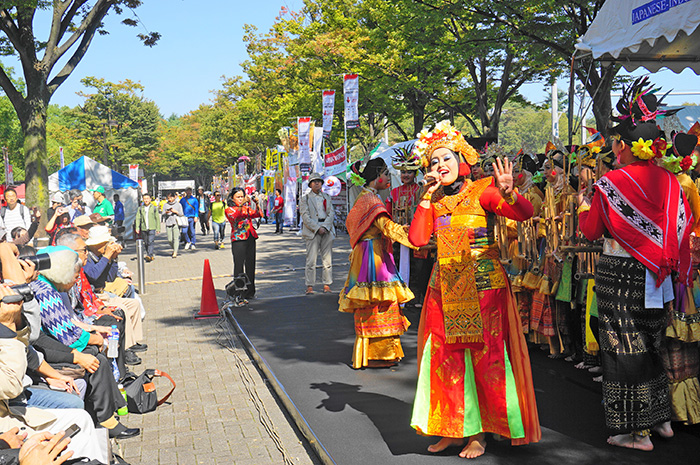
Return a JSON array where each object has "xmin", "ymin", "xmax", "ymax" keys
[
  {"xmin": 323, "ymin": 285, "xmax": 331, "ymax": 293},
  {"xmin": 306, "ymin": 287, "xmax": 314, "ymax": 295}
]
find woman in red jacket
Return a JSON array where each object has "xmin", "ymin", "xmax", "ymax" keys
[{"xmin": 226, "ymin": 187, "xmax": 261, "ymax": 304}]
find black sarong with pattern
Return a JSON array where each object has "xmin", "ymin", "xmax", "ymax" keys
[{"xmin": 595, "ymin": 254, "xmax": 671, "ymax": 433}]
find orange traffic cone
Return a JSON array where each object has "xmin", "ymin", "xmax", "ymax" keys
[{"xmin": 195, "ymin": 259, "xmax": 220, "ymax": 319}]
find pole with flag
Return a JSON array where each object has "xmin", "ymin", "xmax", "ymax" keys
[
  {"xmin": 59, "ymin": 147, "xmax": 65, "ymax": 169},
  {"xmin": 343, "ymin": 73, "xmax": 359, "ymax": 217}
]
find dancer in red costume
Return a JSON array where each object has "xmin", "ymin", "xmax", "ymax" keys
[{"xmin": 408, "ymin": 121, "xmax": 541, "ymax": 458}]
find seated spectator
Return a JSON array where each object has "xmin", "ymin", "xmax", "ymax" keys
[
  {"xmin": 57, "ymin": 231, "xmax": 146, "ymax": 359},
  {"xmin": 27, "ymin": 246, "xmax": 139, "ymax": 440},
  {"xmin": 84, "ymin": 226, "xmax": 147, "ymax": 321}
]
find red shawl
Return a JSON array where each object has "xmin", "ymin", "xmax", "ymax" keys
[
  {"xmin": 346, "ymin": 190, "xmax": 389, "ymax": 248},
  {"xmin": 594, "ymin": 160, "xmax": 692, "ymax": 286}
]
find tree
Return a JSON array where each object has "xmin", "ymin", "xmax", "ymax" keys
[
  {"xmin": 72, "ymin": 77, "xmax": 161, "ymax": 170},
  {"xmin": 0, "ymin": 1, "xmax": 159, "ymax": 214}
]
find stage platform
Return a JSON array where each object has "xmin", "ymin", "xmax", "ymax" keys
[{"xmin": 226, "ymin": 293, "xmax": 700, "ymax": 465}]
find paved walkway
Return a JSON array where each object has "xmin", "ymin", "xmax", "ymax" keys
[{"xmin": 117, "ymin": 222, "xmax": 350, "ymax": 464}]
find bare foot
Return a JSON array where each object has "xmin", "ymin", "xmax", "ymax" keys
[
  {"xmin": 607, "ymin": 433, "xmax": 653, "ymax": 451},
  {"xmin": 653, "ymin": 421, "xmax": 674, "ymax": 438},
  {"xmin": 459, "ymin": 433, "xmax": 486, "ymax": 459},
  {"xmin": 428, "ymin": 437, "xmax": 464, "ymax": 453}
]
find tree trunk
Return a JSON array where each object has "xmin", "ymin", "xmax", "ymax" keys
[{"xmin": 22, "ymin": 95, "xmax": 49, "ymax": 235}]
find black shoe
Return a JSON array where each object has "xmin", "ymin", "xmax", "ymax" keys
[
  {"xmin": 128, "ymin": 343, "xmax": 148, "ymax": 352},
  {"xmin": 124, "ymin": 351, "xmax": 142, "ymax": 366},
  {"xmin": 109, "ymin": 423, "xmax": 140, "ymax": 439}
]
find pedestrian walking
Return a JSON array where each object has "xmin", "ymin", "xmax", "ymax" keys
[
  {"xmin": 210, "ymin": 191, "xmax": 227, "ymax": 249},
  {"xmin": 162, "ymin": 192, "xmax": 184, "ymax": 258},
  {"xmin": 272, "ymin": 188, "xmax": 284, "ymax": 234},
  {"xmin": 225, "ymin": 187, "xmax": 261, "ymax": 304},
  {"xmin": 196, "ymin": 186, "xmax": 211, "ymax": 236},
  {"xmin": 300, "ymin": 173, "xmax": 335, "ymax": 294},
  {"xmin": 134, "ymin": 193, "xmax": 160, "ymax": 261},
  {"xmin": 113, "ymin": 194, "xmax": 125, "ymax": 226},
  {"xmin": 180, "ymin": 186, "xmax": 199, "ymax": 249}
]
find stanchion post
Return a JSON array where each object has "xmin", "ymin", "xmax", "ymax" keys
[{"xmin": 136, "ymin": 238, "xmax": 146, "ymax": 295}]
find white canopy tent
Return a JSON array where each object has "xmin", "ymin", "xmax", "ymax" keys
[{"xmin": 575, "ymin": 0, "xmax": 700, "ymax": 74}]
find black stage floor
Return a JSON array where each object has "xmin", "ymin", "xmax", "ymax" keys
[{"xmin": 227, "ymin": 293, "xmax": 700, "ymax": 465}]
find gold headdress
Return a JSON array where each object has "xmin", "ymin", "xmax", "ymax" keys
[{"xmin": 413, "ymin": 120, "xmax": 479, "ymax": 168}]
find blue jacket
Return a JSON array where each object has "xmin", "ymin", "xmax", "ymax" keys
[{"xmin": 180, "ymin": 195, "xmax": 199, "ymax": 218}]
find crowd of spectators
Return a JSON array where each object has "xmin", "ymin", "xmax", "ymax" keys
[{"xmin": 1, "ymin": 186, "xmax": 149, "ymax": 465}]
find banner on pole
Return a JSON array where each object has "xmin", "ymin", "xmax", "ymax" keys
[
  {"xmin": 298, "ymin": 117, "xmax": 312, "ymax": 164},
  {"xmin": 343, "ymin": 74, "xmax": 359, "ymax": 129},
  {"xmin": 324, "ymin": 146, "xmax": 347, "ymax": 177},
  {"xmin": 59, "ymin": 147, "xmax": 65, "ymax": 169},
  {"xmin": 322, "ymin": 90, "xmax": 335, "ymax": 137},
  {"xmin": 129, "ymin": 164, "xmax": 139, "ymax": 182},
  {"xmin": 3, "ymin": 147, "xmax": 12, "ymax": 185}
]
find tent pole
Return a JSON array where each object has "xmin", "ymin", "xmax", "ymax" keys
[{"xmin": 568, "ymin": 53, "xmax": 576, "ymax": 147}]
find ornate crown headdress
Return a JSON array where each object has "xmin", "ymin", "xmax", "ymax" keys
[{"xmin": 413, "ymin": 120, "xmax": 479, "ymax": 168}]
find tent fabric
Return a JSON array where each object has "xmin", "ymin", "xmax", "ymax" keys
[
  {"xmin": 49, "ymin": 156, "xmax": 140, "ymax": 238},
  {"xmin": 575, "ymin": 0, "xmax": 700, "ymax": 74}
]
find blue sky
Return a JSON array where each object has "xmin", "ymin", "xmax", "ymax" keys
[{"xmin": 23, "ymin": 0, "xmax": 700, "ymax": 118}]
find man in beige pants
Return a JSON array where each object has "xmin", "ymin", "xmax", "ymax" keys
[{"xmin": 300, "ymin": 173, "xmax": 335, "ymax": 294}]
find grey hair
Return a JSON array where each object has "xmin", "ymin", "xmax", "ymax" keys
[
  {"xmin": 56, "ymin": 233, "xmax": 83, "ymax": 249},
  {"xmin": 68, "ymin": 189, "xmax": 83, "ymax": 201},
  {"xmin": 41, "ymin": 249, "xmax": 82, "ymax": 286}
]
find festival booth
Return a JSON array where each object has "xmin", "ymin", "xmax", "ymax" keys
[
  {"xmin": 48, "ymin": 156, "xmax": 140, "ymax": 238},
  {"xmin": 575, "ymin": 0, "xmax": 700, "ymax": 74}
]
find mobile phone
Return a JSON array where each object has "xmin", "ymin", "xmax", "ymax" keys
[{"xmin": 64, "ymin": 424, "xmax": 81, "ymax": 439}]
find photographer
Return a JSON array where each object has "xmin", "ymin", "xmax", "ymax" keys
[
  {"xmin": 67, "ymin": 189, "xmax": 91, "ymax": 222},
  {"xmin": 225, "ymin": 188, "xmax": 261, "ymax": 305},
  {"xmin": 44, "ymin": 206, "xmax": 71, "ymax": 244}
]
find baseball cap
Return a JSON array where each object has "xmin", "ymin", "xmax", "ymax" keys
[
  {"xmin": 50, "ymin": 193, "xmax": 64, "ymax": 204},
  {"xmin": 89, "ymin": 186, "xmax": 105, "ymax": 194}
]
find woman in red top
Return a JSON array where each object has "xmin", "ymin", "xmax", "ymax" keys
[{"xmin": 225, "ymin": 187, "xmax": 261, "ymax": 303}]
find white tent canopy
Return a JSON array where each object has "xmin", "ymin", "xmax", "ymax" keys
[{"xmin": 575, "ymin": 0, "xmax": 700, "ymax": 74}]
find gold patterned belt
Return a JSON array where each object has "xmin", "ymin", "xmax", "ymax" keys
[{"xmin": 603, "ymin": 238, "xmax": 632, "ymax": 258}]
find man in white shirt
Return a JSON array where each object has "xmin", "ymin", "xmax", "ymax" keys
[
  {"xmin": 0, "ymin": 187, "xmax": 32, "ymax": 242},
  {"xmin": 300, "ymin": 173, "xmax": 335, "ymax": 294}
]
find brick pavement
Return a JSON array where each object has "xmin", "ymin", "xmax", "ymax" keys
[{"xmin": 118, "ymin": 222, "xmax": 350, "ymax": 464}]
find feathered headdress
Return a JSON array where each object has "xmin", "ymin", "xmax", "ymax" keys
[
  {"xmin": 611, "ymin": 76, "xmax": 680, "ymax": 125},
  {"xmin": 391, "ymin": 142, "xmax": 421, "ymax": 171}
]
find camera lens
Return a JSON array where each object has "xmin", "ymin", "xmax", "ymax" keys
[{"xmin": 18, "ymin": 254, "xmax": 51, "ymax": 271}]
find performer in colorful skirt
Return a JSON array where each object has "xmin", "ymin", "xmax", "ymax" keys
[
  {"xmin": 579, "ymin": 77, "xmax": 690, "ymax": 451},
  {"xmin": 339, "ymin": 157, "xmax": 417, "ymax": 369},
  {"xmin": 408, "ymin": 121, "xmax": 541, "ymax": 459}
]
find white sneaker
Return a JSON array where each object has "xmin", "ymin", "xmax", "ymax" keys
[
  {"xmin": 184, "ymin": 243, "xmax": 191, "ymax": 250},
  {"xmin": 190, "ymin": 244, "xmax": 196, "ymax": 250}
]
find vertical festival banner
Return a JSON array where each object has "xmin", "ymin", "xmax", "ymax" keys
[
  {"xmin": 129, "ymin": 164, "xmax": 139, "ymax": 182},
  {"xmin": 298, "ymin": 117, "xmax": 312, "ymax": 165},
  {"xmin": 324, "ymin": 146, "xmax": 346, "ymax": 177},
  {"xmin": 322, "ymin": 90, "xmax": 335, "ymax": 137},
  {"xmin": 59, "ymin": 147, "xmax": 65, "ymax": 168},
  {"xmin": 2, "ymin": 146, "xmax": 11, "ymax": 185},
  {"xmin": 343, "ymin": 74, "xmax": 359, "ymax": 129}
]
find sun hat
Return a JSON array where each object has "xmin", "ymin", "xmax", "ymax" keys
[
  {"xmin": 307, "ymin": 173, "xmax": 324, "ymax": 186},
  {"xmin": 85, "ymin": 225, "xmax": 116, "ymax": 246}
]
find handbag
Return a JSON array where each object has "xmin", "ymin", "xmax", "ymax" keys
[
  {"xmin": 104, "ymin": 277, "xmax": 131, "ymax": 298},
  {"xmin": 123, "ymin": 369, "xmax": 176, "ymax": 414},
  {"xmin": 175, "ymin": 215, "xmax": 189, "ymax": 228}
]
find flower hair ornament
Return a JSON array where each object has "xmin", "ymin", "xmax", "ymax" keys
[
  {"xmin": 660, "ymin": 132, "xmax": 699, "ymax": 174},
  {"xmin": 413, "ymin": 120, "xmax": 480, "ymax": 169}
]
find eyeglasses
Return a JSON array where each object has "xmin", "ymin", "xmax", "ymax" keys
[{"xmin": 75, "ymin": 247, "xmax": 87, "ymax": 254}]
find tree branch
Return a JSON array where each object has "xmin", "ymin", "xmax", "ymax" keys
[
  {"xmin": 44, "ymin": 0, "xmax": 78, "ymax": 62},
  {"xmin": 0, "ymin": 64, "xmax": 25, "ymax": 118},
  {"xmin": 47, "ymin": 0, "xmax": 113, "ymax": 72},
  {"xmin": 0, "ymin": 9, "xmax": 31, "ymax": 70}
]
